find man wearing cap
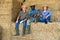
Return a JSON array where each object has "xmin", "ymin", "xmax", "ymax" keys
[
  {"xmin": 15, "ymin": 5, "xmax": 28, "ymax": 36},
  {"xmin": 25, "ymin": 4, "xmax": 38, "ymax": 34},
  {"xmin": 28, "ymin": 4, "xmax": 38, "ymax": 22},
  {"xmin": 40, "ymin": 6, "xmax": 52, "ymax": 24}
]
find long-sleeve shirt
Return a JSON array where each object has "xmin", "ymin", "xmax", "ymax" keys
[{"xmin": 40, "ymin": 10, "xmax": 51, "ymax": 19}]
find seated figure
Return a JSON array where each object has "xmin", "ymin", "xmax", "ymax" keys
[
  {"xmin": 15, "ymin": 5, "xmax": 28, "ymax": 36},
  {"xmin": 28, "ymin": 4, "xmax": 38, "ymax": 22},
  {"xmin": 40, "ymin": 6, "xmax": 52, "ymax": 24}
]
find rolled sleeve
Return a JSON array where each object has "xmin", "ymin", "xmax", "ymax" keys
[{"xmin": 47, "ymin": 11, "xmax": 52, "ymax": 17}]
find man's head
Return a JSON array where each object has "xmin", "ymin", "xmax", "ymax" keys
[
  {"xmin": 21, "ymin": 5, "xmax": 27, "ymax": 11},
  {"xmin": 30, "ymin": 4, "xmax": 35, "ymax": 10},
  {"xmin": 43, "ymin": 6, "xmax": 48, "ymax": 10}
]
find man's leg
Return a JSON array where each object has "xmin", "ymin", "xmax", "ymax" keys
[
  {"xmin": 30, "ymin": 17, "xmax": 33, "ymax": 22},
  {"xmin": 27, "ymin": 19, "xmax": 31, "ymax": 34},
  {"xmin": 22, "ymin": 27, "xmax": 26, "ymax": 36},
  {"xmin": 44, "ymin": 19, "xmax": 48, "ymax": 24},
  {"xmin": 47, "ymin": 16, "xmax": 51, "ymax": 22},
  {"xmin": 34, "ymin": 17, "xmax": 37, "ymax": 23},
  {"xmin": 40, "ymin": 18, "xmax": 44, "ymax": 22},
  {"xmin": 40, "ymin": 18, "xmax": 48, "ymax": 24},
  {"xmin": 27, "ymin": 25, "xmax": 30, "ymax": 34},
  {"xmin": 22, "ymin": 20, "xmax": 27, "ymax": 36},
  {"xmin": 15, "ymin": 20, "xmax": 21, "ymax": 35},
  {"xmin": 30, "ymin": 17, "xmax": 36, "ymax": 22}
]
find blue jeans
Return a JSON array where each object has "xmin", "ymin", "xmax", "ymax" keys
[
  {"xmin": 22, "ymin": 20, "xmax": 27, "ymax": 35},
  {"xmin": 40, "ymin": 16, "xmax": 51, "ymax": 22},
  {"xmin": 15, "ymin": 20, "xmax": 27, "ymax": 35},
  {"xmin": 40, "ymin": 18, "xmax": 47, "ymax": 22}
]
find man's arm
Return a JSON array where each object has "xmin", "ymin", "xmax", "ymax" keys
[
  {"xmin": 16, "ymin": 16, "xmax": 20, "ymax": 21},
  {"xmin": 28, "ymin": 10, "xmax": 36, "ymax": 17},
  {"xmin": 19, "ymin": 13, "xmax": 30, "ymax": 24},
  {"xmin": 46, "ymin": 11, "xmax": 52, "ymax": 18},
  {"xmin": 16, "ymin": 16, "xmax": 20, "ymax": 23},
  {"xmin": 16, "ymin": 11, "xmax": 22, "ymax": 21},
  {"xmin": 40, "ymin": 11, "xmax": 42, "ymax": 17}
]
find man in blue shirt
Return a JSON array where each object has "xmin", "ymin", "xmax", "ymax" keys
[
  {"xmin": 26, "ymin": 5, "xmax": 38, "ymax": 34},
  {"xmin": 40, "ymin": 6, "xmax": 52, "ymax": 24},
  {"xmin": 28, "ymin": 4, "xmax": 38, "ymax": 22}
]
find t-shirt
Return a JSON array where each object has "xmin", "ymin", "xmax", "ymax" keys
[
  {"xmin": 18, "ymin": 11, "xmax": 28, "ymax": 20},
  {"xmin": 28, "ymin": 9, "xmax": 38, "ymax": 17}
]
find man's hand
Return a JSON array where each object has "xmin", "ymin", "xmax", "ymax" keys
[
  {"xmin": 40, "ymin": 15, "xmax": 42, "ymax": 17},
  {"xmin": 16, "ymin": 16, "xmax": 20, "ymax": 21},
  {"xmin": 46, "ymin": 16, "xmax": 48, "ymax": 19},
  {"xmin": 20, "ymin": 19, "xmax": 27, "ymax": 24},
  {"xmin": 16, "ymin": 20, "xmax": 18, "ymax": 23}
]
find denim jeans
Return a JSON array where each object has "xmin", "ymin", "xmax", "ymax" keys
[
  {"xmin": 15, "ymin": 20, "xmax": 27, "ymax": 35},
  {"xmin": 22, "ymin": 20, "xmax": 27, "ymax": 35},
  {"xmin": 40, "ymin": 16, "xmax": 51, "ymax": 22},
  {"xmin": 15, "ymin": 20, "xmax": 21, "ymax": 35}
]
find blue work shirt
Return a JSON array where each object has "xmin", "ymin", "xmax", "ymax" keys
[
  {"xmin": 28, "ymin": 9, "xmax": 38, "ymax": 17},
  {"xmin": 40, "ymin": 10, "xmax": 51, "ymax": 19}
]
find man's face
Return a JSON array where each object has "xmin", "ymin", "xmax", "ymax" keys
[
  {"xmin": 31, "ymin": 6, "xmax": 35, "ymax": 10},
  {"xmin": 22, "ymin": 7, "xmax": 27, "ymax": 11},
  {"xmin": 43, "ymin": 6, "xmax": 47, "ymax": 10}
]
